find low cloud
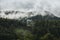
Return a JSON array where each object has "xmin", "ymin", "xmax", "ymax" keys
[{"xmin": 0, "ymin": 0, "xmax": 60, "ymax": 19}]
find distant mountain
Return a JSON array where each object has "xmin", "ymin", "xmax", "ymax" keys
[
  {"xmin": 0, "ymin": 10, "xmax": 60, "ymax": 21},
  {"xmin": 18, "ymin": 11, "xmax": 60, "ymax": 23},
  {"xmin": 27, "ymin": 13, "xmax": 60, "ymax": 21}
]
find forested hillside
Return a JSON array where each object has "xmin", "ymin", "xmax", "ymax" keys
[{"xmin": 0, "ymin": 18, "xmax": 60, "ymax": 40}]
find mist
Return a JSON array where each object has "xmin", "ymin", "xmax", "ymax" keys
[{"xmin": 0, "ymin": 0, "xmax": 60, "ymax": 19}]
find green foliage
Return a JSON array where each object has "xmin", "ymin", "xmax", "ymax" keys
[
  {"xmin": 0, "ymin": 18, "xmax": 60, "ymax": 40},
  {"xmin": 15, "ymin": 29, "xmax": 34, "ymax": 40}
]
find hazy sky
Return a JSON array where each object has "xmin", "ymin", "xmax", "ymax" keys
[
  {"xmin": 0, "ymin": 0, "xmax": 60, "ymax": 10},
  {"xmin": 0, "ymin": 0, "xmax": 60, "ymax": 19},
  {"xmin": 0, "ymin": 0, "xmax": 60, "ymax": 11}
]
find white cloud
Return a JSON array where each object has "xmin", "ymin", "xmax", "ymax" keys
[{"xmin": 0, "ymin": 0, "xmax": 60, "ymax": 19}]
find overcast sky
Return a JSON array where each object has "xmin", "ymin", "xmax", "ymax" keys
[
  {"xmin": 0, "ymin": 0, "xmax": 60, "ymax": 19},
  {"xmin": 0, "ymin": 0, "xmax": 60, "ymax": 10}
]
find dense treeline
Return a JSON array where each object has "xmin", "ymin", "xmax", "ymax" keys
[{"xmin": 0, "ymin": 18, "xmax": 60, "ymax": 40}]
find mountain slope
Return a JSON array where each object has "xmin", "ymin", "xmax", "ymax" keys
[{"xmin": 27, "ymin": 13, "xmax": 60, "ymax": 21}]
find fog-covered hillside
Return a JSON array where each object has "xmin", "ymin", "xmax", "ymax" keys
[{"xmin": 0, "ymin": 10, "xmax": 60, "ymax": 20}]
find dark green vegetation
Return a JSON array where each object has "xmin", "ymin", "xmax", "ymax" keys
[{"xmin": 0, "ymin": 18, "xmax": 60, "ymax": 40}]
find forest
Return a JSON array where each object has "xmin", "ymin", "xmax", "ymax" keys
[{"xmin": 0, "ymin": 18, "xmax": 60, "ymax": 40}]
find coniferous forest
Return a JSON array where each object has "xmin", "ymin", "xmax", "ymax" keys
[{"xmin": 0, "ymin": 18, "xmax": 60, "ymax": 40}]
